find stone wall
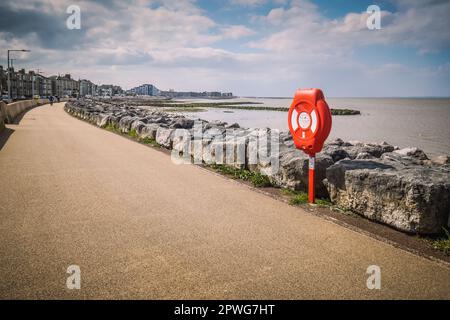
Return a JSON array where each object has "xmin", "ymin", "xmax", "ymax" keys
[{"xmin": 0, "ymin": 98, "xmax": 51, "ymax": 125}]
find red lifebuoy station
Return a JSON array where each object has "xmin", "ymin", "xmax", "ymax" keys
[{"xmin": 288, "ymin": 88, "xmax": 332, "ymax": 203}]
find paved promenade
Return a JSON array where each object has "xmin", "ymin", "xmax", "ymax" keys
[{"xmin": 0, "ymin": 103, "xmax": 449, "ymax": 299}]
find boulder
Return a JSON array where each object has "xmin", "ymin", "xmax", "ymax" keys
[
  {"xmin": 118, "ymin": 116, "xmax": 138, "ymax": 133},
  {"xmin": 394, "ymin": 147, "xmax": 429, "ymax": 160},
  {"xmin": 130, "ymin": 120, "xmax": 147, "ymax": 134},
  {"xmin": 225, "ymin": 122, "xmax": 240, "ymax": 129},
  {"xmin": 343, "ymin": 142, "xmax": 395, "ymax": 159},
  {"xmin": 201, "ymin": 128, "xmax": 226, "ymax": 165},
  {"xmin": 139, "ymin": 123, "xmax": 160, "ymax": 140},
  {"xmin": 171, "ymin": 129, "xmax": 193, "ymax": 164},
  {"xmin": 324, "ymin": 158, "xmax": 450, "ymax": 234},
  {"xmin": 155, "ymin": 128, "xmax": 175, "ymax": 148},
  {"xmin": 356, "ymin": 152, "xmax": 375, "ymax": 160},
  {"xmin": 322, "ymin": 145, "xmax": 350, "ymax": 162},
  {"xmin": 170, "ymin": 118, "xmax": 194, "ymax": 129},
  {"xmin": 431, "ymin": 155, "xmax": 450, "ymax": 166},
  {"xmin": 269, "ymin": 145, "xmax": 334, "ymax": 197}
]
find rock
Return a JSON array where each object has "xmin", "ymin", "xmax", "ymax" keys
[
  {"xmin": 225, "ymin": 123, "xmax": 240, "ymax": 129},
  {"xmin": 394, "ymin": 147, "xmax": 428, "ymax": 160},
  {"xmin": 322, "ymin": 141, "xmax": 394, "ymax": 161},
  {"xmin": 118, "ymin": 116, "xmax": 138, "ymax": 133},
  {"xmin": 209, "ymin": 120, "xmax": 228, "ymax": 128},
  {"xmin": 322, "ymin": 145, "xmax": 350, "ymax": 162},
  {"xmin": 269, "ymin": 146, "xmax": 334, "ymax": 197},
  {"xmin": 201, "ymin": 128, "xmax": 226, "ymax": 164},
  {"xmin": 130, "ymin": 120, "xmax": 146, "ymax": 134},
  {"xmin": 139, "ymin": 123, "xmax": 160, "ymax": 140},
  {"xmin": 245, "ymin": 128, "xmax": 272, "ymax": 172},
  {"xmin": 155, "ymin": 128, "xmax": 175, "ymax": 148},
  {"xmin": 356, "ymin": 152, "xmax": 375, "ymax": 160},
  {"xmin": 154, "ymin": 116, "xmax": 169, "ymax": 124},
  {"xmin": 98, "ymin": 114, "xmax": 112, "ymax": 128},
  {"xmin": 170, "ymin": 118, "xmax": 194, "ymax": 129},
  {"xmin": 343, "ymin": 142, "xmax": 394, "ymax": 159},
  {"xmin": 279, "ymin": 131, "xmax": 293, "ymax": 144},
  {"xmin": 324, "ymin": 159, "xmax": 450, "ymax": 234},
  {"xmin": 431, "ymin": 155, "xmax": 450, "ymax": 165},
  {"xmin": 223, "ymin": 137, "xmax": 247, "ymax": 169},
  {"xmin": 172, "ymin": 129, "xmax": 193, "ymax": 161},
  {"xmin": 381, "ymin": 152, "xmax": 424, "ymax": 165},
  {"xmin": 327, "ymin": 138, "xmax": 345, "ymax": 146}
]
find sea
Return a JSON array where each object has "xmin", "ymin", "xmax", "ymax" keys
[{"xmin": 177, "ymin": 97, "xmax": 450, "ymax": 157}]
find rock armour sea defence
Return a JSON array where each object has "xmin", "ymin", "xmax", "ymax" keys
[{"xmin": 65, "ymin": 99, "xmax": 450, "ymax": 234}]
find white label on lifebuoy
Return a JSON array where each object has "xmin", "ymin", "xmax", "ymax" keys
[
  {"xmin": 291, "ymin": 109, "xmax": 299, "ymax": 131},
  {"xmin": 299, "ymin": 112, "xmax": 311, "ymax": 129},
  {"xmin": 311, "ymin": 110, "xmax": 318, "ymax": 133}
]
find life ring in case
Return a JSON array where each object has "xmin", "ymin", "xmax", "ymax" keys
[{"xmin": 288, "ymin": 88, "xmax": 332, "ymax": 156}]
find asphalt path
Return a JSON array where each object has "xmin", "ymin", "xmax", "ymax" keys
[{"xmin": 0, "ymin": 103, "xmax": 449, "ymax": 299}]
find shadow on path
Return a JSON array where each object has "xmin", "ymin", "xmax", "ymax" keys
[
  {"xmin": 0, "ymin": 127, "xmax": 14, "ymax": 151},
  {"xmin": 6, "ymin": 104, "xmax": 43, "ymax": 125}
]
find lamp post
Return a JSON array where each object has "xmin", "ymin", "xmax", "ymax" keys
[{"xmin": 7, "ymin": 49, "xmax": 30, "ymax": 102}]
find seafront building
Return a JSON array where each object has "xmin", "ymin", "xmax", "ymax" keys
[
  {"xmin": 80, "ymin": 79, "xmax": 98, "ymax": 97},
  {"xmin": 0, "ymin": 65, "xmax": 115, "ymax": 100},
  {"xmin": 129, "ymin": 84, "xmax": 160, "ymax": 96},
  {"xmin": 159, "ymin": 90, "xmax": 233, "ymax": 98},
  {"xmin": 0, "ymin": 65, "xmax": 232, "ymax": 101},
  {"xmin": 127, "ymin": 83, "xmax": 233, "ymax": 98},
  {"xmin": 49, "ymin": 74, "xmax": 80, "ymax": 98},
  {"xmin": 97, "ymin": 84, "xmax": 123, "ymax": 97}
]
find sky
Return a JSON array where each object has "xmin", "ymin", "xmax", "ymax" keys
[{"xmin": 0, "ymin": 0, "xmax": 449, "ymax": 97}]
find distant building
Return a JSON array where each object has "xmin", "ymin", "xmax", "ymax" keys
[
  {"xmin": 159, "ymin": 90, "xmax": 234, "ymax": 99},
  {"xmin": 80, "ymin": 79, "xmax": 97, "ymax": 97},
  {"xmin": 0, "ymin": 66, "xmax": 6, "ymax": 96},
  {"xmin": 98, "ymin": 84, "xmax": 123, "ymax": 97},
  {"xmin": 10, "ymin": 68, "xmax": 33, "ymax": 99},
  {"xmin": 32, "ymin": 72, "xmax": 53, "ymax": 97},
  {"xmin": 1, "ymin": 66, "xmax": 53, "ymax": 99},
  {"xmin": 0, "ymin": 65, "xmax": 121, "ymax": 100},
  {"xmin": 129, "ymin": 84, "xmax": 160, "ymax": 96},
  {"xmin": 50, "ymin": 74, "xmax": 79, "ymax": 97}
]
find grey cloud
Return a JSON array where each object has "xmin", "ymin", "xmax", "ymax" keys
[{"xmin": 0, "ymin": 3, "xmax": 88, "ymax": 50}]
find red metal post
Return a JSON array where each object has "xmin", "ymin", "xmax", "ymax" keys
[{"xmin": 308, "ymin": 154, "xmax": 315, "ymax": 203}]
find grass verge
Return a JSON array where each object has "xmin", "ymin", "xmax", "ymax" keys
[
  {"xmin": 430, "ymin": 228, "xmax": 450, "ymax": 256},
  {"xmin": 282, "ymin": 189, "xmax": 332, "ymax": 207},
  {"xmin": 210, "ymin": 164, "xmax": 271, "ymax": 187}
]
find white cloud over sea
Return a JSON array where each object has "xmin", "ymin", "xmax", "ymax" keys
[{"xmin": 0, "ymin": 0, "xmax": 449, "ymax": 96}]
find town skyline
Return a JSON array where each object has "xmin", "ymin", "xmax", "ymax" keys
[{"xmin": 0, "ymin": 64, "xmax": 235, "ymax": 100}]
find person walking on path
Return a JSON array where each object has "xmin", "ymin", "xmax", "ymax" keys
[{"xmin": 49, "ymin": 96, "xmax": 54, "ymax": 106}]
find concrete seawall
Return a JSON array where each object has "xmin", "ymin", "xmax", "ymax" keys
[
  {"xmin": 0, "ymin": 102, "xmax": 5, "ymax": 133},
  {"xmin": 0, "ymin": 99, "xmax": 50, "ymax": 126}
]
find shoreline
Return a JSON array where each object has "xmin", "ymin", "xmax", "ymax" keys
[
  {"xmin": 65, "ymin": 98, "xmax": 450, "ymax": 233},
  {"xmin": 63, "ymin": 99, "xmax": 450, "ymax": 263}
]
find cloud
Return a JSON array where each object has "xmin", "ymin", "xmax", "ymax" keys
[
  {"xmin": 251, "ymin": 0, "xmax": 450, "ymax": 54},
  {"xmin": 230, "ymin": 0, "xmax": 268, "ymax": 6},
  {"xmin": 220, "ymin": 25, "xmax": 256, "ymax": 39},
  {"xmin": 230, "ymin": 0, "xmax": 287, "ymax": 6},
  {"xmin": 0, "ymin": 0, "xmax": 449, "ymax": 96}
]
